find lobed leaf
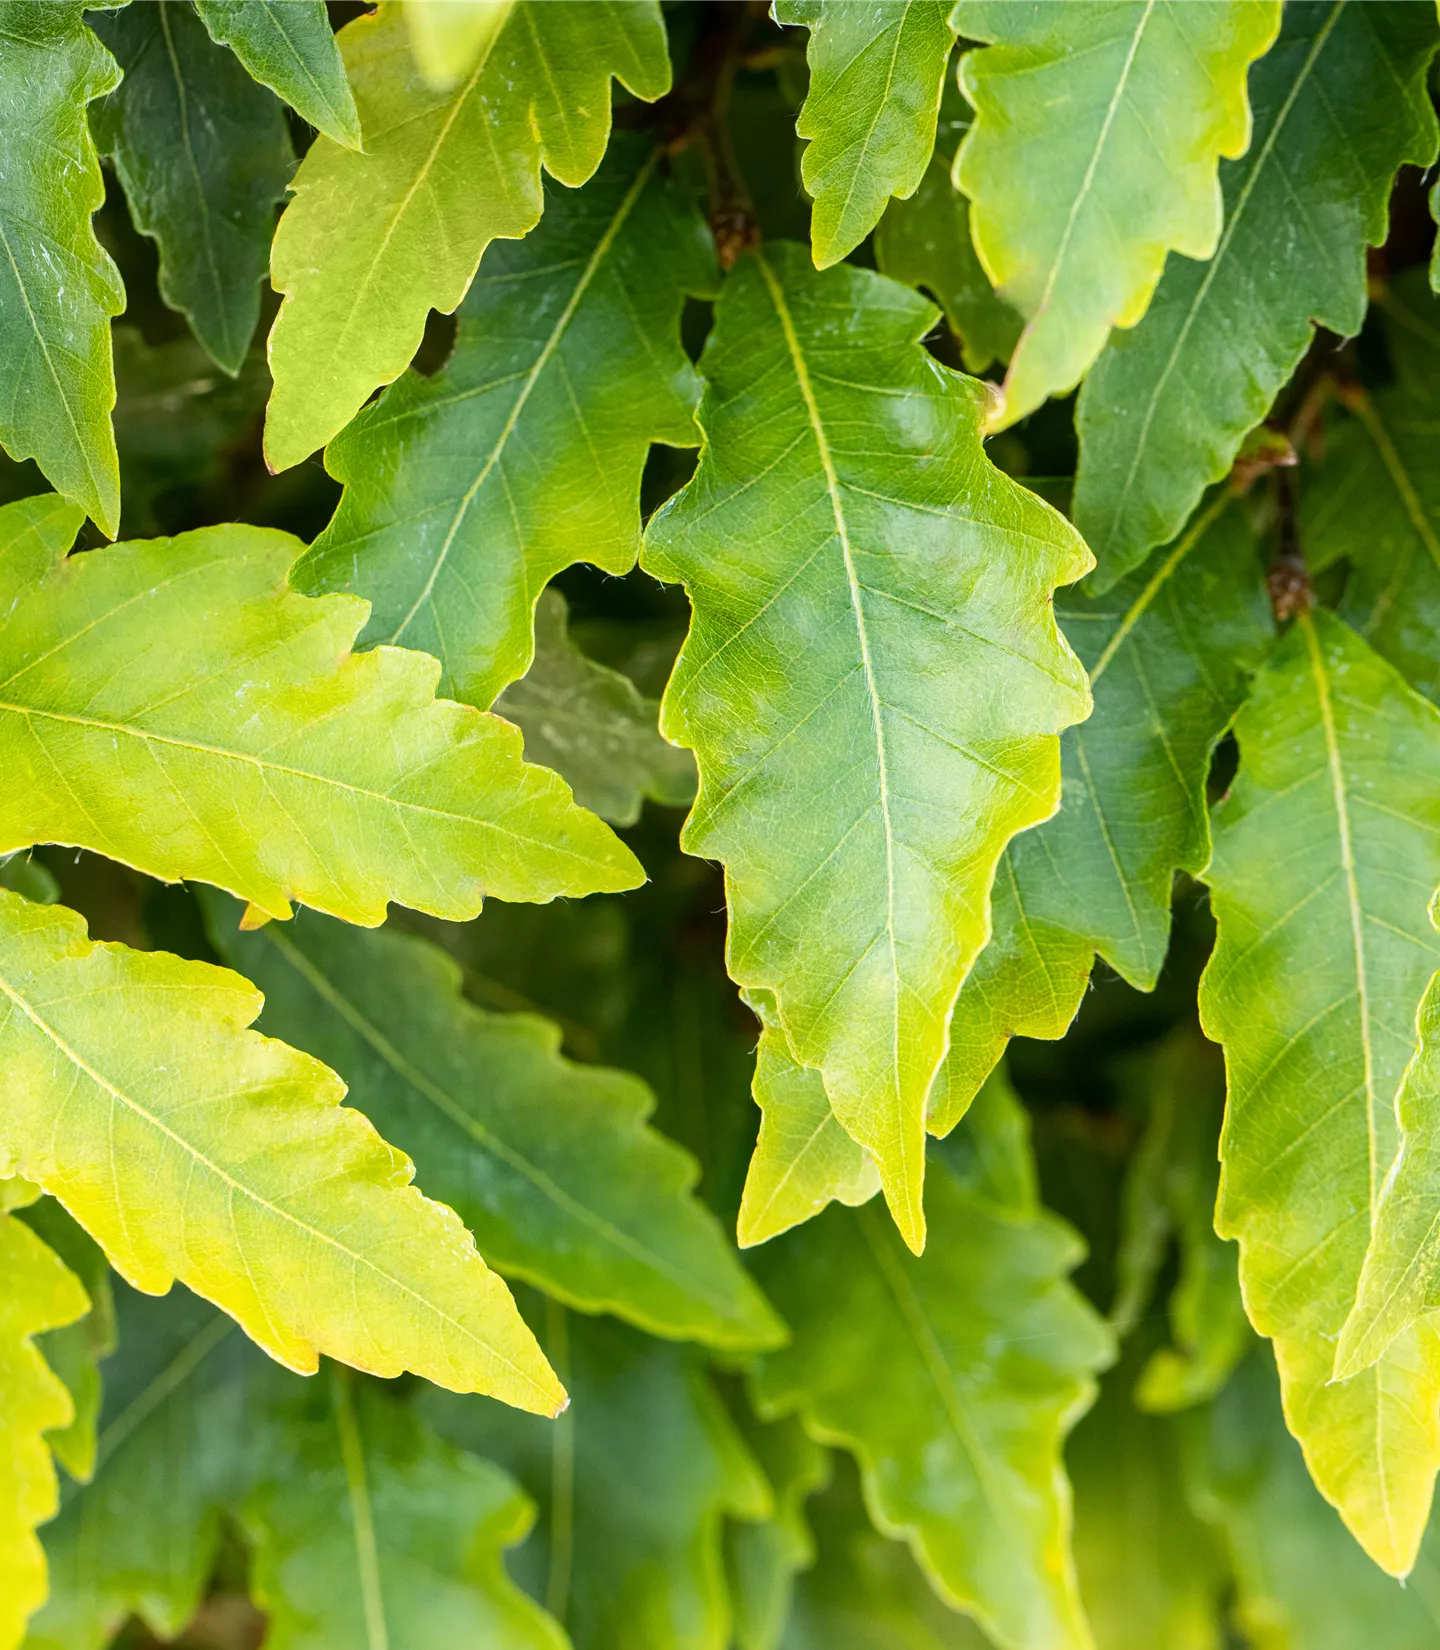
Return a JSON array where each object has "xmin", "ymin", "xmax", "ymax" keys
[
  {"xmin": 1199, "ymin": 610, "xmax": 1440, "ymax": 1575},
  {"xmin": 935, "ymin": 499, "xmax": 1272, "ymax": 1134},
  {"xmin": 91, "ymin": 0, "xmax": 294, "ymax": 376},
  {"xmin": 775, "ymin": 0, "xmax": 954, "ymax": 270},
  {"xmin": 0, "ymin": 890, "xmax": 563, "ymax": 1412},
  {"xmin": 0, "ymin": 1214, "xmax": 87, "ymax": 1650},
  {"xmin": 750, "ymin": 1080, "xmax": 1113, "ymax": 1650},
  {"xmin": 297, "ymin": 132, "xmax": 713, "ymax": 710},
  {"xmin": 642, "ymin": 243, "xmax": 1091, "ymax": 1250},
  {"xmin": 0, "ymin": 1, "xmax": 124, "ymax": 537},
  {"xmin": 953, "ymin": 0, "xmax": 1280, "ymax": 429},
  {"xmin": 1074, "ymin": 0, "xmax": 1440, "ymax": 590},
  {"xmin": 194, "ymin": 0, "xmax": 363, "ymax": 150},
  {"xmin": 0, "ymin": 494, "xmax": 638, "ymax": 926},
  {"xmin": 200, "ymin": 892, "xmax": 785, "ymax": 1353},
  {"xmin": 263, "ymin": 0, "xmax": 671, "ymax": 471}
]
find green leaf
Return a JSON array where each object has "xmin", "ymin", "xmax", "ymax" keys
[
  {"xmin": 296, "ymin": 131, "xmax": 713, "ymax": 709},
  {"xmin": 952, "ymin": 0, "xmax": 1280, "ymax": 429},
  {"xmin": 0, "ymin": 494, "xmax": 639, "ymax": 926},
  {"xmin": 0, "ymin": 1, "xmax": 124, "ymax": 537},
  {"xmin": 749, "ymin": 1091, "xmax": 1113, "ymax": 1650},
  {"xmin": 199, "ymin": 890, "xmax": 785, "ymax": 1353},
  {"xmin": 403, "ymin": 0, "xmax": 516, "ymax": 90},
  {"xmin": 875, "ymin": 153, "xmax": 1022, "ymax": 375},
  {"xmin": 245, "ymin": 1365, "xmax": 566, "ymax": 1650},
  {"xmin": 494, "ymin": 591, "xmax": 696, "ymax": 826},
  {"xmin": 933, "ymin": 497, "xmax": 1271, "ymax": 1136},
  {"xmin": 14, "ymin": 1199, "xmax": 115, "ymax": 1483},
  {"xmin": 1073, "ymin": 0, "xmax": 1440, "ymax": 591},
  {"xmin": 0, "ymin": 890, "xmax": 563, "ymax": 1412},
  {"xmin": 29, "ymin": 1285, "xmax": 263, "ymax": 1650},
  {"xmin": 1183, "ymin": 1347, "xmax": 1440, "ymax": 1648},
  {"xmin": 1199, "ymin": 609, "xmax": 1440, "ymax": 1576},
  {"xmin": 263, "ymin": 0, "xmax": 671, "ymax": 471},
  {"xmin": 642, "ymin": 243, "xmax": 1091, "ymax": 1250},
  {"xmin": 0, "ymin": 1213, "xmax": 87, "ymax": 1650},
  {"xmin": 1301, "ymin": 272, "xmax": 1440, "ymax": 704},
  {"xmin": 774, "ymin": 0, "xmax": 954, "ymax": 269},
  {"xmin": 193, "ymin": 0, "xmax": 363, "ymax": 150},
  {"xmin": 90, "ymin": 1, "xmax": 294, "ymax": 376},
  {"xmin": 424, "ymin": 1301, "xmax": 773, "ymax": 1650},
  {"xmin": 725, "ymin": 1409, "xmax": 828, "ymax": 1650}
]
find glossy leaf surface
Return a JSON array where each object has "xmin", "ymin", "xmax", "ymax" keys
[
  {"xmin": 643, "ymin": 243, "xmax": 1091, "ymax": 1249},
  {"xmin": 298, "ymin": 133, "xmax": 711, "ymax": 709},
  {"xmin": 1200, "ymin": 610, "xmax": 1440, "ymax": 1575},
  {"xmin": 0, "ymin": 1, "xmax": 123, "ymax": 536},
  {"xmin": 1074, "ymin": 0, "xmax": 1440, "ymax": 590},
  {"xmin": 0, "ymin": 891, "xmax": 562, "ymax": 1411},
  {"xmin": 953, "ymin": 0, "xmax": 1279, "ymax": 428},
  {"xmin": 92, "ymin": 0, "xmax": 294, "ymax": 375},
  {"xmin": 264, "ymin": 0, "xmax": 671, "ymax": 470},
  {"xmin": 201, "ymin": 893, "xmax": 784, "ymax": 1352},
  {"xmin": 0, "ymin": 495, "xmax": 638, "ymax": 926}
]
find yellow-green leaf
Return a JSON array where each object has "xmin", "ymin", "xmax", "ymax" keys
[
  {"xmin": 0, "ymin": 1213, "xmax": 87, "ymax": 1650},
  {"xmin": 263, "ymin": 0, "xmax": 671, "ymax": 471},
  {"xmin": 642, "ymin": 244, "xmax": 1090, "ymax": 1250},
  {"xmin": 403, "ymin": 0, "xmax": 515, "ymax": 90},
  {"xmin": 952, "ymin": 0, "xmax": 1280, "ymax": 428},
  {"xmin": 0, "ymin": 891, "xmax": 563, "ymax": 1413},
  {"xmin": 0, "ymin": 494, "xmax": 638, "ymax": 926},
  {"xmin": 1199, "ymin": 609, "xmax": 1440, "ymax": 1576}
]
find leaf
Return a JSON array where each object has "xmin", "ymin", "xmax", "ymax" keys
[
  {"xmin": 263, "ymin": 0, "xmax": 672, "ymax": 472},
  {"xmin": 14, "ymin": 1199, "xmax": 115, "ymax": 1483},
  {"xmin": 296, "ymin": 131, "xmax": 713, "ymax": 709},
  {"xmin": 724, "ymin": 1409, "xmax": 828, "ymax": 1650},
  {"xmin": 0, "ymin": 890, "xmax": 563, "ymax": 1412},
  {"xmin": 1198, "ymin": 608, "xmax": 1440, "ymax": 1576},
  {"xmin": 933, "ymin": 497, "xmax": 1272, "ymax": 1136},
  {"xmin": 199, "ymin": 890, "xmax": 785, "ymax": 1353},
  {"xmin": 495, "ymin": 590, "xmax": 697, "ymax": 826},
  {"xmin": 749, "ymin": 1087, "xmax": 1113, "ymax": 1650},
  {"xmin": 245, "ymin": 1365, "xmax": 566, "ymax": 1650},
  {"xmin": 1301, "ymin": 272, "xmax": 1440, "ymax": 705},
  {"xmin": 193, "ymin": 0, "xmax": 363, "ymax": 150},
  {"xmin": 0, "ymin": 1, "xmax": 124, "ymax": 537},
  {"xmin": 1073, "ymin": 0, "xmax": 1440, "ymax": 591},
  {"xmin": 90, "ymin": 1, "xmax": 294, "ymax": 376},
  {"xmin": 642, "ymin": 243, "xmax": 1091, "ymax": 1251},
  {"xmin": 0, "ymin": 1213, "xmax": 87, "ymax": 1650},
  {"xmin": 424, "ymin": 1301, "xmax": 773, "ymax": 1650},
  {"xmin": 0, "ymin": 494, "xmax": 639, "ymax": 926},
  {"xmin": 952, "ymin": 0, "xmax": 1280, "ymax": 429},
  {"xmin": 875, "ymin": 153, "xmax": 1022, "ymax": 375},
  {"xmin": 28, "ymin": 1285, "xmax": 264, "ymax": 1650},
  {"xmin": 404, "ymin": 0, "xmax": 516, "ymax": 90},
  {"xmin": 1183, "ymin": 1347, "xmax": 1440, "ymax": 1649},
  {"xmin": 774, "ymin": 0, "xmax": 954, "ymax": 269}
]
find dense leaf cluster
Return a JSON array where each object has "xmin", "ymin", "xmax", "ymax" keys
[{"xmin": 4, "ymin": 1, "xmax": 1440, "ymax": 1646}]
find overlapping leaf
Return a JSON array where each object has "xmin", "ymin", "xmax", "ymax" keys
[
  {"xmin": 953, "ymin": 0, "xmax": 1279, "ymax": 429},
  {"xmin": 935, "ymin": 499, "xmax": 1271, "ymax": 1135},
  {"xmin": 403, "ymin": 0, "xmax": 516, "ymax": 91},
  {"xmin": 0, "ymin": 1, "xmax": 124, "ymax": 537},
  {"xmin": 1199, "ymin": 610, "xmax": 1440, "ymax": 1575},
  {"xmin": 0, "ymin": 890, "xmax": 562, "ymax": 1411},
  {"xmin": 201, "ymin": 892, "xmax": 784, "ymax": 1352},
  {"xmin": 424, "ymin": 1302, "xmax": 772, "ymax": 1650},
  {"xmin": 643, "ymin": 243, "xmax": 1091, "ymax": 1249},
  {"xmin": 297, "ymin": 133, "xmax": 713, "ymax": 709},
  {"xmin": 750, "ymin": 1078, "xmax": 1113, "ymax": 1650},
  {"xmin": 724, "ymin": 1409, "xmax": 828, "ymax": 1650},
  {"xmin": 264, "ymin": 0, "xmax": 671, "ymax": 470},
  {"xmin": 91, "ymin": 1, "xmax": 293, "ymax": 375},
  {"xmin": 775, "ymin": 0, "xmax": 954, "ymax": 269},
  {"xmin": 0, "ymin": 1214, "xmax": 87, "ymax": 1650},
  {"xmin": 246, "ymin": 1367, "xmax": 565, "ymax": 1650},
  {"xmin": 0, "ymin": 494, "xmax": 638, "ymax": 925},
  {"xmin": 1074, "ymin": 0, "xmax": 1440, "ymax": 590}
]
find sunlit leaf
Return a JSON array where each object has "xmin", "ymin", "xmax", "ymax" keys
[{"xmin": 403, "ymin": 0, "xmax": 515, "ymax": 90}]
